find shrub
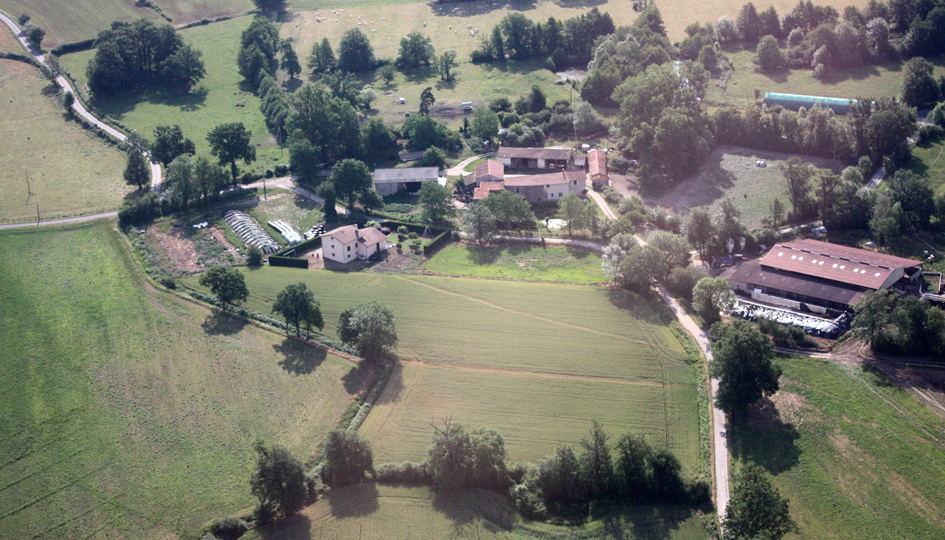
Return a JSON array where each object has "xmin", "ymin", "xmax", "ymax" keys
[
  {"xmin": 274, "ymin": 163, "xmax": 289, "ymax": 176},
  {"xmin": 408, "ymin": 231, "xmax": 419, "ymax": 240},
  {"xmin": 205, "ymin": 516, "xmax": 249, "ymax": 540},
  {"xmin": 510, "ymin": 483, "xmax": 547, "ymax": 519},
  {"xmin": 601, "ymin": 185, "xmax": 622, "ymax": 204},
  {"xmin": 609, "ymin": 155, "xmax": 631, "ymax": 174},
  {"xmin": 397, "ymin": 225, "xmax": 409, "ymax": 235},
  {"xmin": 246, "ymin": 245, "xmax": 264, "ymax": 266},
  {"xmin": 159, "ymin": 277, "xmax": 177, "ymax": 289},
  {"xmin": 375, "ymin": 461, "xmax": 432, "ymax": 484},
  {"xmin": 664, "ymin": 266, "xmax": 704, "ymax": 303},
  {"xmin": 265, "ymin": 168, "xmax": 273, "ymax": 178}
]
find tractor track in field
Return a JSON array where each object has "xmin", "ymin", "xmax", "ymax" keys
[{"xmin": 396, "ymin": 359, "xmax": 668, "ymax": 388}]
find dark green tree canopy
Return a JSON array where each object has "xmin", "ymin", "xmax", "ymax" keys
[
  {"xmin": 322, "ymin": 430, "xmax": 374, "ymax": 487},
  {"xmin": 123, "ymin": 149, "xmax": 150, "ymax": 190},
  {"xmin": 756, "ymin": 35, "xmax": 785, "ymax": 71},
  {"xmin": 337, "ymin": 28, "xmax": 375, "ymax": 72},
  {"xmin": 337, "ymin": 301, "xmax": 398, "ymax": 360},
  {"xmin": 709, "ymin": 319, "xmax": 781, "ymax": 422},
  {"xmin": 272, "ymin": 283, "xmax": 324, "ymax": 338},
  {"xmin": 723, "ymin": 463, "xmax": 797, "ymax": 540},
  {"xmin": 308, "ymin": 37, "xmax": 336, "ymax": 73},
  {"xmin": 419, "ymin": 87, "xmax": 435, "ymax": 116},
  {"xmin": 461, "ymin": 203, "xmax": 498, "ymax": 245},
  {"xmin": 328, "ymin": 159, "xmax": 374, "ymax": 212},
  {"xmin": 207, "ymin": 122, "xmax": 256, "ymax": 182},
  {"xmin": 199, "ymin": 266, "xmax": 249, "ymax": 312},
  {"xmin": 280, "ymin": 43, "xmax": 301, "ymax": 79},
  {"xmin": 397, "ymin": 32, "xmax": 434, "ymax": 68},
  {"xmin": 249, "ymin": 441, "xmax": 308, "ymax": 517},
  {"xmin": 152, "ymin": 125, "xmax": 195, "ymax": 168},
  {"xmin": 418, "ymin": 180, "xmax": 455, "ymax": 226}
]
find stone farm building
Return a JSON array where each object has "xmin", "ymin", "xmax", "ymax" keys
[
  {"xmin": 321, "ymin": 225, "xmax": 389, "ymax": 264},
  {"xmin": 372, "ymin": 167, "xmax": 440, "ymax": 196},
  {"xmin": 496, "ymin": 147, "xmax": 573, "ymax": 170},
  {"xmin": 721, "ymin": 239, "xmax": 923, "ymax": 314},
  {"xmin": 587, "ymin": 149, "xmax": 608, "ymax": 189},
  {"xmin": 474, "ymin": 170, "xmax": 585, "ymax": 204}
]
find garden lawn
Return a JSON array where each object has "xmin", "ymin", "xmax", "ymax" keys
[
  {"xmin": 909, "ymin": 137, "xmax": 945, "ymax": 196},
  {"xmin": 243, "ymin": 483, "xmax": 710, "ymax": 540},
  {"xmin": 185, "ymin": 268, "xmax": 702, "ymax": 470},
  {"xmin": 731, "ymin": 357, "xmax": 945, "ymax": 539},
  {"xmin": 0, "ymin": 59, "xmax": 129, "ymax": 224},
  {"xmin": 425, "ymin": 243, "xmax": 607, "ymax": 283},
  {"xmin": 59, "ymin": 16, "xmax": 271, "ymax": 164},
  {"xmin": 0, "ymin": 222, "xmax": 369, "ymax": 539},
  {"xmin": 654, "ymin": 145, "xmax": 840, "ymax": 228}
]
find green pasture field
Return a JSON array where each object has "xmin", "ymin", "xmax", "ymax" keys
[
  {"xmin": 184, "ymin": 268, "xmax": 702, "ymax": 469},
  {"xmin": 59, "ymin": 16, "xmax": 272, "ymax": 162},
  {"xmin": 731, "ymin": 357, "xmax": 945, "ymax": 539},
  {"xmin": 0, "ymin": 60, "xmax": 129, "ymax": 224},
  {"xmin": 707, "ymin": 49, "xmax": 945, "ymax": 109},
  {"xmin": 0, "ymin": 222, "xmax": 370, "ymax": 539},
  {"xmin": 424, "ymin": 243, "xmax": 607, "ymax": 283},
  {"xmin": 653, "ymin": 145, "xmax": 840, "ymax": 228},
  {"xmin": 909, "ymin": 137, "xmax": 945, "ymax": 196},
  {"xmin": 244, "ymin": 483, "xmax": 710, "ymax": 539},
  {"xmin": 0, "ymin": 17, "xmax": 21, "ymax": 51}
]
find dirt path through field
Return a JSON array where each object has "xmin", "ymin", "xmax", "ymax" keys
[{"xmin": 397, "ymin": 359, "xmax": 667, "ymax": 387}]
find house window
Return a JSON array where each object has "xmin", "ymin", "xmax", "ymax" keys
[
  {"xmin": 347, "ymin": 246, "xmax": 351, "ymax": 251},
  {"xmin": 516, "ymin": 188, "xmax": 520, "ymax": 193},
  {"xmin": 558, "ymin": 193, "xmax": 562, "ymax": 197},
  {"xmin": 572, "ymin": 180, "xmax": 577, "ymax": 185}
]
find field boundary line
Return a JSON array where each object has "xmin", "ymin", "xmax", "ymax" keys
[
  {"xmin": 397, "ymin": 359, "xmax": 669, "ymax": 387},
  {"xmin": 419, "ymin": 269, "xmax": 606, "ymax": 286}
]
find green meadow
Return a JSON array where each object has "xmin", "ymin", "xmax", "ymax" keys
[{"xmin": 424, "ymin": 243, "xmax": 607, "ymax": 283}]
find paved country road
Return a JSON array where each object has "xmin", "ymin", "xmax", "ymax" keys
[{"xmin": 0, "ymin": 13, "xmax": 163, "ymax": 193}]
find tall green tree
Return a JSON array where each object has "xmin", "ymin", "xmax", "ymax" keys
[
  {"xmin": 709, "ymin": 319, "xmax": 781, "ymax": 422},
  {"xmin": 555, "ymin": 193, "xmax": 588, "ymax": 236},
  {"xmin": 152, "ymin": 125, "xmax": 195, "ymax": 168},
  {"xmin": 851, "ymin": 290, "xmax": 894, "ymax": 347},
  {"xmin": 251, "ymin": 0, "xmax": 287, "ymax": 12},
  {"xmin": 199, "ymin": 266, "xmax": 249, "ymax": 312},
  {"xmin": 901, "ymin": 57, "xmax": 941, "ymax": 109},
  {"xmin": 337, "ymin": 28, "xmax": 375, "ymax": 72},
  {"xmin": 418, "ymin": 181, "xmax": 455, "ymax": 226},
  {"xmin": 337, "ymin": 301, "xmax": 398, "ymax": 360},
  {"xmin": 419, "ymin": 87, "xmax": 435, "ymax": 115},
  {"xmin": 782, "ymin": 158, "xmax": 814, "ymax": 223},
  {"xmin": 461, "ymin": 203, "xmax": 497, "ymax": 245},
  {"xmin": 272, "ymin": 283, "xmax": 324, "ymax": 338},
  {"xmin": 123, "ymin": 149, "xmax": 150, "ymax": 190},
  {"xmin": 166, "ymin": 154, "xmax": 196, "ymax": 210},
  {"xmin": 280, "ymin": 43, "xmax": 301, "ymax": 79},
  {"xmin": 692, "ymin": 277, "xmax": 735, "ymax": 325},
  {"xmin": 483, "ymin": 190, "xmax": 535, "ymax": 233},
  {"xmin": 328, "ymin": 159, "xmax": 373, "ymax": 213},
  {"xmin": 207, "ymin": 122, "xmax": 256, "ymax": 183},
  {"xmin": 308, "ymin": 38, "xmax": 335, "ymax": 73},
  {"xmin": 682, "ymin": 206, "xmax": 715, "ymax": 262},
  {"xmin": 397, "ymin": 32, "xmax": 434, "ymax": 68},
  {"xmin": 361, "ymin": 118, "xmax": 397, "ymax": 160},
  {"xmin": 25, "ymin": 23, "xmax": 44, "ymax": 50},
  {"xmin": 580, "ymin": 421, "xmax": 614, "ymax": 500},
  {"xmin": 756, "ymin": 35, "xmax": 785, "ymax": 71},
  {"xmin": 437, "ymin": 50, "xmax": 457, "ymax": 81},
  {"xmin": 723, "ymin": 463, "xmax": 797, "ymax": 540},
  {"xmin": 322, "ymin": 430, "xmax": 374, "ymax": 487},
  {"xmin": 192, "ymin": 154, "xmax": 228, "ymax": 202},
  {"xmin": 249, "ymin": 441, "xmax": 308, "ymax": 517}
]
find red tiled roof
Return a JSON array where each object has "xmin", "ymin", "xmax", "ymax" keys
[
  {"xmin": 504, "ymin": 171, "xmax": 584, "ymax": 187},
  {"xmin": 475, "ymin": 159, "xmax": 504, "ymax": 179},
  {"xmin": 588, "ymin": 149, "xmax": 607, "ymax": 177},
  {"xmin": 497, "ymin": 146, "xmax": 572, "ymax": 161},
  {"xmin": 723, "ymin": 259, "xmax": 865, "ymax": 307},
  {"xmin": 473, "ymin": 181, "xmax": 505, "ymax": 200},
  {"xmin": 760, "ymin": 239, "xmax": 922, "ymax": 290}
]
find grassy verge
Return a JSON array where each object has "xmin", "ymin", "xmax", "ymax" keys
[
  {"xmin": 730, "ymin": 356, "xmax": 945, "ymax": 539},
  {"xmin": 424, "ymin": 242, "xmax": 607, "ymax": 283},
  {"xmin": 0, "ymin": 222, "xmax": 368, "ymax": 539},
  {"xmin": 909, "ymin": 137, "xmax": 945, "ymax": 196},
  {"xmin": 0, "ymin": 59, "xmax": 129, "ymax": 224}
]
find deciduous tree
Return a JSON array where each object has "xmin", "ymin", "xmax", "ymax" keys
[
  {"xmin": 692, "ymin": 277, "xmax": 734, "ymax": 325},
  {"xmin": 280, "ymin": 43, "xmax": 301, "ymax": 79},
  {"xmin": 337, "ymin": 28, "xmax": 375, "ymax": 72},
  {"xmin": 377, "ymin": 63, "xmax": 396, "ymax": 86},
  {"xmin": 723, "ymin": 463, "xmax": 797, "ymax": 540},
  {"xmin": 272, "ymin": 283, "xmax": 324, "ymax": 338},
  {"xmin": 337, "ymin": 301, "xmax": 398, "ymax": 360},
  {"xmin": 322, "ymin": 430, "xmax": 374, "ymax": 486},
  {"xmin": 397, "ymin": 32, "xmax": 434, "ymax": 68},
  {"xmin": 418, "ymin": 181, "xmax": 455, "ymax": 226},
  {"xmin": 152, "ymin": 125, "xmax": 195, "ymax": 168},
  {"xmin": 123, "ymin": 149, "xmax": 150, "ymax": 190},
  {"xmin": 483, "ymin": 190, "xmax": 536, "ymax": 233},
  {"xmin": 709, "ymin": 319, "xmax": 781, "ymax": 422},
  {"xmin": 199, "ymin": 266, "xmax": 249, "ymax": 312},
  {"xmin": 249, "ymin": 441, "xmax": 307, "ymax": 517},
  {"xmin": 329, "ymin": 159, "xmax": 374, "ymax": 213},
  {"xmin": 461, "ymin": 203, "xmax": 497, "ymax": 245},
  {"xmin": 207, "ymin": 122, "xmax": 256, "ymax": 183},
  {"xmin": 851, "ymin": 290, "xmax": 894, "ymax": 347},
  {"xmin": 556, "ymin": 193, "xmax": 588, "ymax": 236},
  {"xmin": 682, "ymin": 206, "xmax": 715, "ymax": 262},
  {"xmin": 469, "ymin": 106, "xmax": 500, "ymax": 143},
  {"xmin": 756, "ymin": 35, "xmax": 784, "ymax": 71},
  {"xmin": 166, "ymin": 154, "xmax": 196, "ymax": 210}
]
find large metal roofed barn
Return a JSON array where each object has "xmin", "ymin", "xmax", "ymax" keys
[
  {"xmin": 372, "ymin": 167, "xmax": 440, "ymax": 196},
  {"xmin": 762, "ymin": 92, "xmax": 855, "ymax": 114}
]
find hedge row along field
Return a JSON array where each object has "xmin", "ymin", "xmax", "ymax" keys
[
  {"xmin": 186, "ymin": 268, "xmax": 702, "ymax": 471},
  {"xmin": 243, "ymin": 483, "xmax": 710, "ymax": 540},
  {"xmin": 0, "ymin": 222, "xmax": 369, "ymax": 539}
]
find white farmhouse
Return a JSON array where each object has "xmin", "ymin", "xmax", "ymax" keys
[{"xmin": 321, "ymin": 225, "xmax": 389, "ymax": 264}]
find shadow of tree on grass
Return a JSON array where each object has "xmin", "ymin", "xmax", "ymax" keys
[
  {"xmin": 201, "ymin": 310, "xmax": 247, "ymax": 335},
  {"xmin": 273, "ymin": 338, "xmax": 328, "ymax": 375}
]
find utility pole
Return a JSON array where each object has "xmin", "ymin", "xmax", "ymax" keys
[
  {"xmin": 35, "ymin": 203, "xmax": 40, "ymax": 226},
  {"xmin": 25, "ymin": 172, "xmax": 33, "ymax": 204}
]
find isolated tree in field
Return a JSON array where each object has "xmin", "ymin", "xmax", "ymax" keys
[
  {"xmin": 308, "ymin": 38, "xmax": 335, "ymax": 73},
  {"xmin": 26, "ymin": 24, "xmax": 45, "ymax": 50},
  {"xmin": 272, "ymin": 283, "xmax": 324, "ymax": 338},
  {"xmin": 337, "ymin": 28, "xmax": 375, "ymax": 72},
  {"xmin": 398, "ymin": 32, "xmax": 434, "ymax": 68},
  {"xmin": 709, "ymin": 319, "xmax": 781, "ymax": 422},
  {"xmin": 329, "ymin": 159, "xmax": 373, "ymax": 213},
  {"xmin": 556, "ymin": 193, "xmax": 588, "ymax": 236},
  {"xmin": 123, "ymin": 149, "xmax": 150, "ymax": 190},
  {"xmin": 461, "ymin": 203, "xmax": 497, "ymax": 245},
  {"xmin": 419, "ymin": 87, "xmax": 435, "ymax": 116},
  {"xmin": 437, "ymin": 50, "xmax": 457, "ymax": 82},
  {"xmin": 419, "ymin": 181, "xmax": 455, "ymax": 226},
  {"xmin": 207, "ymin": 123, "xmax": 256, "ymax": 183},
  {"xmin": 249, "ymin": 441, "xmax": 307, "ymax": 517},
  {"xmin": 280, "ymin": 43, "xmax": 301, "ymax": 79},
  {"xmin": 338, "ymin": 301, "xmax": 398, "ymax": 360},
  {"xmin": 755, "ymin": 35, "xmax": 784, "ymax": 72},
  {"xmin": 377, "ymin": 63, "xmax": 396, "ymax": 86},
  {"xmin": 692, "ymin": 277, "xmax": 735, "ymax": 325},
  {"xmin": 602, "ymin": 233, "xmax": 639, "ymax": 285},
  {"xmin": 152, "ymin": 125, "xmax": 195, "ymax": 168},
  {"xmin": 682, "ymin": 206, "xmax": 715, "ymax": 262},
  {"xmin": 199, "ymin": 266, "xmax": 249, "ymax": 312},
  {"xmin": 322, "ymin": 430, "xmax": 374, "ymax": 487},
  {"xmin": 469, "ymin": 107, "xmax": 500, "ymax": 143},
  {"xmin": 723, "ymin": 463, "xmax": 797, "ymax": 540},
  {"xmin": 851, "ymin": 290, "xmax": 894, "ymax": 348},
  {"xmin": 17, "ymin": 13, "xmax": 29, "ymax": 26}
]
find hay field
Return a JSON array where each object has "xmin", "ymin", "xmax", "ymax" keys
[
  {"xmin": 424, "ymin": 243, "xmax": 607, "ymax": 283},
  {"xmin": 731, "ymin": 357, "xmax": 945, "ymax": 539},
  {"xmin": 186, "ymin": 269, "xmax": 702, "ymax": 470},
  {"xmin": 0, "ymin": 222, "xmax": 369, "ymax": 539},
  {"xmin": 0, "ymin": 17, "xmax": 21, "ymax": 52},
  {"xmin": 653, "ymin": 146, "xmax": 839, "ymax": 228},
  {"xmin": 0, "ymin": 59, "xmax": 129, "ymax": 224},
  {"xmin": 59, "ymin": 16, "xmax": 271, "ymax": 161},
  {"xmin": 244, "ymin": 483, "xmax": 710, "ymax": 540}
]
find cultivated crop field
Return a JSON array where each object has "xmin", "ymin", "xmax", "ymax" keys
[
  {"xmin": 186, "ymin": 269, "xmax": 702, "ymax": 469},
  {"xmin": 59, "ymin": 16, "xmax": 272, "ymax": 161},
  {"xmin": 707, "ymin": 49, "xmax": 945, "ymax": 109},
  {"xmin": 654, "ymin": 145, "xmax": 840, "ymax": 228},
  {"xmin": 0, "ymin": 59, "xmax": 129, "ymax": 224},
  {"xmin": 731, "ymin": 357, "xmax": 945, "ymax": 539},
  {"xmin": 243, "ymin": 483, "xmax": 710, "ymax": 540},
  {"xmin": 0, "ymin": 222, "xmax": 370, "ymax": 539},
  {"xmin": 424, "ymin": 243, "xmax": 607, "ymax": 283}
]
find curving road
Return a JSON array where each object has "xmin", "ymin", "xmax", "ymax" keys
[{"xmin": 0, "ymin": 13, "xmax": 162, "ymax": 193}]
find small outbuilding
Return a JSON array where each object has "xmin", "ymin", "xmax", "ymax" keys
[
  {"xmin": 474, "ymin": 159, "xmax": 504, "ymax": 184},
  {"xmin": 321, "ymin": 225, "xmax": 388, "ymax": 264},
  {"xmin": 496, "ymin": 147, "xmax": 573, "ymax": 170},
  {"xmin": 762, "ymin": 92, "xmax": 855, "ymax": 115},
  {"xmin": 587, "ymin": 149, "xmax": 608, "ymax": 189},
  {"xmin": 372, "ymin": 167, "xmax": 440, "ymax": 196}
]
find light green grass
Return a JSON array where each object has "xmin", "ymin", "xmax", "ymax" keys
[
  {"xmin": 707, "ymin": 49, "xmax": 945, "ymax": 109},
  {"xmin": 0, "ymin": 222, "xmax": 369, "ymax": 539},
  {"xmin": 0, "ymin": 17, "xmax": 21, "ymax": 52},
  {"xmin": 184, "ymin": 268, "xmax": 701, "ymax": 469},
  {"xmin": 909, "ymin": 138, "xmax": 945, "ymax": 196},
  {"xmin": 654, "ymin": 145, "xmax": 840, "ymax": 228},
  {"xmin": 59, "ymin": 16, "xmax": 272, "ymax": 164},
  {"xmin": 244, "ymin": 483, "xmax": 709, "ymax": 539},
  {"xmin": 731, "ymin": 357, "xmax": 945, "ymax": 539},
  {"xmin": 0, "ymin": 59, "xmax": 129, "ymax": 224},
  {"xmin": 425, "ymin": 243, "xmax": 607, "ymax": 283}
]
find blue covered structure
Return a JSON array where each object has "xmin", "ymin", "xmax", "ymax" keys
[{"xmin": 762, "ymin": 92, "xmax": 855, "ymax": 114}]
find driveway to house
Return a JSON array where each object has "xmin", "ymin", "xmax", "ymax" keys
[
  {"xmin": 446, "ymin": 152, "xmax": 494, "ymax": 177},
  {"xmin": 0, "ymin": 13, "xmax": 162, "ymax": 192}
]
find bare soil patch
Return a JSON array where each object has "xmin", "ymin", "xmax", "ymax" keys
[
  {"xmin": 207, "ymin": 226, "xmax": 235, "ymax": 251},
  {"xmin": 148, "ymin": 224, "xmax": 202, "ymax": 273}
]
